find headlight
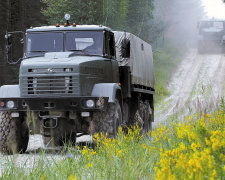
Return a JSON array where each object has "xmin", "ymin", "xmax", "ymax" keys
[
  {"xmin": 6, "ymin": 101, "xmax": 15, "ymax": 109},
  {"xmin": 86, "ymin": 100, "xmax": 95, "ymax": 108}
]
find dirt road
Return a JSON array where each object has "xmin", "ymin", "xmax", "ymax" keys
[
  {"xmin": 154, "ymin": 49, "xmax": 225, "ymax": 126},
  {"xmin": 0, "ymin": 49, "xmax": 225, "ymax": 174}
]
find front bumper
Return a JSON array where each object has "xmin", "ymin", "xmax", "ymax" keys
[{"xmin": 0, "ymin": 96, "xmax": 108, "ymax": 111}]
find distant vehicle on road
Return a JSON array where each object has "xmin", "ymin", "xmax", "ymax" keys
[{"xmin": 197, "ymin": 19, "xmax": 225, "ymax": 53}]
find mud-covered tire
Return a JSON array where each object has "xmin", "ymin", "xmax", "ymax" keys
[
  {"xmin": 133, "ymin": 100, "xmax": 153, "ymax": 134},
  {"xmin": 0, "ymin": 112, "xmax": 29, "ymax": 154},
  {"xmin": 92, "ymin": 99, "xmax": 122, "ymax": 138},
  {"xmin": 142, "ymin": 101, "xmax": 153, "ymax": 133}
]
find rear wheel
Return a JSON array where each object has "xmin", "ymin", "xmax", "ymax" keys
[
  {"xmin": 142, "ymin": 101, "xmax": 153, "ymax": 133},
  {"xmin": 92, "ymin": 99, "xmax": 122, "ymax": 138},
  {"xmin": 133, "ymin": 100, "xmax": 153, "ymax": 134},
  {"xmin": 0, "ymin": 112, "xmax": 29, "ymax": 154}
]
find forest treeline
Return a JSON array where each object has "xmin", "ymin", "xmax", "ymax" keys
[
  {"xmin": 0, "ymin": 0, "xmax": 46, "ymax": 85},
  {"xmin": 0, "ymin": 0, "xmax": 203, "ymax": 86},
  {"xmin": 0, "ymin": 0, "xmax": 156, "ymax": 85},
  {"xmin": 42, "ymin": 0, "xmax": 154, "ymax": 41}
]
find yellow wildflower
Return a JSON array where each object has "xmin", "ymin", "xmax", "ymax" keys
[
  {"xmin": 69, "ymin": 175, "xmax": 77, "ymax": 180},
  {"xmin": 212, "ymin": 169, "xmax": 217, "ymax": 178}
]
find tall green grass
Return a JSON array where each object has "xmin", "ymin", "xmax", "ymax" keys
[
  {"xmin": 1, "ymin": 107, "xmax": 224, "ymax": 180},
  {"xmin": 154, "ymin": 42, "xmax": 180, "ymax": 104}
]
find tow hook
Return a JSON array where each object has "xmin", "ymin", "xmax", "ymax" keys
[{"xmin": 43, "ymin": 117, "xmax": 58, "ymax": 129}]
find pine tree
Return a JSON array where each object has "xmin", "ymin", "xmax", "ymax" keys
[{"xmin": 0, "ymin": 0, "xmax": 46, "ymax": 85}]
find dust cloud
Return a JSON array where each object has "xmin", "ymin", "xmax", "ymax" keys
[{"xmin": 154, "ymin": 0, "xmax": 205, "ymax": 50}]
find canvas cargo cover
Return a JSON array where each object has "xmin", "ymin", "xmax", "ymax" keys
[{"xmin": 113, "ymin": 31, "xmax": 155, "ymax": 89}]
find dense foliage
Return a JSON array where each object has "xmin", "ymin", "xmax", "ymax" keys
[
  {"xmin": 41, "ymin": 0, "xmax": 154, "ymax": 41},
  {"xmin": 0, "ymin": 0, "xmax": 46, "ymax": 85}
]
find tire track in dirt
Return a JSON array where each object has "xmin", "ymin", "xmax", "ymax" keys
[
  {"xmin": 154, "ymin": 49, "xmax": 225, "ymax": 126},
  {"xmin": 154, "ymin": 49, "xmax": 204, "ymax": 125},
  {"xmin": 187, "ymin": 54, "xmax": 225, "ymax": 113}
]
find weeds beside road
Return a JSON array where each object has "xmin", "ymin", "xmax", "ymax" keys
[
  {"xmin": 154, "ymin": 45, "xmax": 180, "ymax": 104},
  {"xmin": 1, "ymin": 107, "xmax": 224, "ymax": 179}
]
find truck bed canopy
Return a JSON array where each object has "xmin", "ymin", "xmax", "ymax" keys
[{"xmin": 114, "ymin": 31, "xmax": 155, "ymax": 89}]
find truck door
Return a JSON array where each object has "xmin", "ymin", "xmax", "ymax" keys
[{"xmin": 104, "ymin": 31, "xmax": 119, "ymax": 83}]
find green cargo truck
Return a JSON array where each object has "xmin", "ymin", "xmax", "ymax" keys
[
  {"xmin": 0, "ymin": 15, "xmax": 155, "ymax": 154},
  {"xmin": 197, "ymin": 19, "xmax": 225, "ymax": 53}
]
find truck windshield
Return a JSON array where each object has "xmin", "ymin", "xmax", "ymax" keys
[
  {"xmin": 26, "ymin": 32, "xmax": 64, "ymax": 57},
  {"xmin": 26, "ymin": 31, "xmax": 104, "ymax": 57},
  {"xmin": 200, "ymin": 21, "xmax": 224, "ymax": 29},
  {"xmin": 65, "ymin": 31, "xmax": 103, "ymax": 55}
]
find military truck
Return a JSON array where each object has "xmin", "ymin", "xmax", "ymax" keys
[
  {"xmin": 0, "ymin": 15, "xmax": 155, "ymax": 154},
  {"xmin": 197, "ymin": 19, "xmax": 225, "ymax": 53}
]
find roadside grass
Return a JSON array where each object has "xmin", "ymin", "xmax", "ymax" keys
[
  {"xmin": 1, "ymin": 104, "xmax": 224, "ymax": 180},
  {"xmin": 153, "ymin": 43, "xmax": 180, "ymax": 104}
]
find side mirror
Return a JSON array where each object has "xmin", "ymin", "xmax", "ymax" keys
[
  {"xmin": 4, "ymin": 31, "xmax": 24, "ymax": 64},
  {"xmin": 121, "ymin": 38, "xmax": 130, "ymax": 58}
]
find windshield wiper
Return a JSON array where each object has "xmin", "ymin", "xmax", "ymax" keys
[
  {"xmin": 68, "ymin": 49, "xmax": 88, "ymax": 54},
  {"xmin": 29, "ymin": 50, "xmax": 48, "ymax": 53}
]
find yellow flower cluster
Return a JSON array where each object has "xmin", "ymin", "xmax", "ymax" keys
[
  {"xmin": 151, "ymin": 124, "xmax": 170, "ymax": 142},
  {"xmin": 92, "ymin": 125, "xmax": 142, "ymax": 160},
  {"xmin": 80, "ymin": 145, "xmax": 96, "ymax": 163},
  {"xmin": 155, "ymin": 111, "xmax": 225, "ymax": 179},
  {"xmin": 76, "ymin": 111, "xmax": 224, "ymax": 179}
]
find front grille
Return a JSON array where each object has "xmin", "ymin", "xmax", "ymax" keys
[{"xmin": 25, "ymin": 76, "xmax": 73, "ymax": 95}]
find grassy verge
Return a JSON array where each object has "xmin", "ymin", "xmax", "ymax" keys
[
  {"xmin": 1, "ymin": 107, "xmax": 224, "ymax": 179},
  {"xmin": 153, "ymin": 42, "xmax": 180, "ymax": 104}
]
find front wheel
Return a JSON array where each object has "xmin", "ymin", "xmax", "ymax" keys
[
  {"xmin": 0, "ymin": 112, "xmax": 29, "ymax": 154},
  {"xmin": 92, "ymin": 99, "xmax": 122, "ymax": 138}
]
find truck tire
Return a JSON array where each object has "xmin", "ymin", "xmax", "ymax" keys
[
  {"xmin": 134, "ymin": 100, "xmax": 152, "ymax": 134},
  {"xmin": 0, "ymin": 112, "xmax": 29, "ymax": 154},
  {"xmin": 142, "ymin": 101, "xmax": 153, "ymax": 133},
  {"xmin": 92, "ymin": 99, "xmax": 122, "ymax": 138}
]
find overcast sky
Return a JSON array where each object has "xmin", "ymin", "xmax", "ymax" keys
[{"xmin": 202, "ymin": 0, "xmax": 225, "ymax": 19}]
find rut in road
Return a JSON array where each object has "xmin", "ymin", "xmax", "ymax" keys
[{"xmin": 154, "ymin": 49, "xmax": 225, "ymax": 126}]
